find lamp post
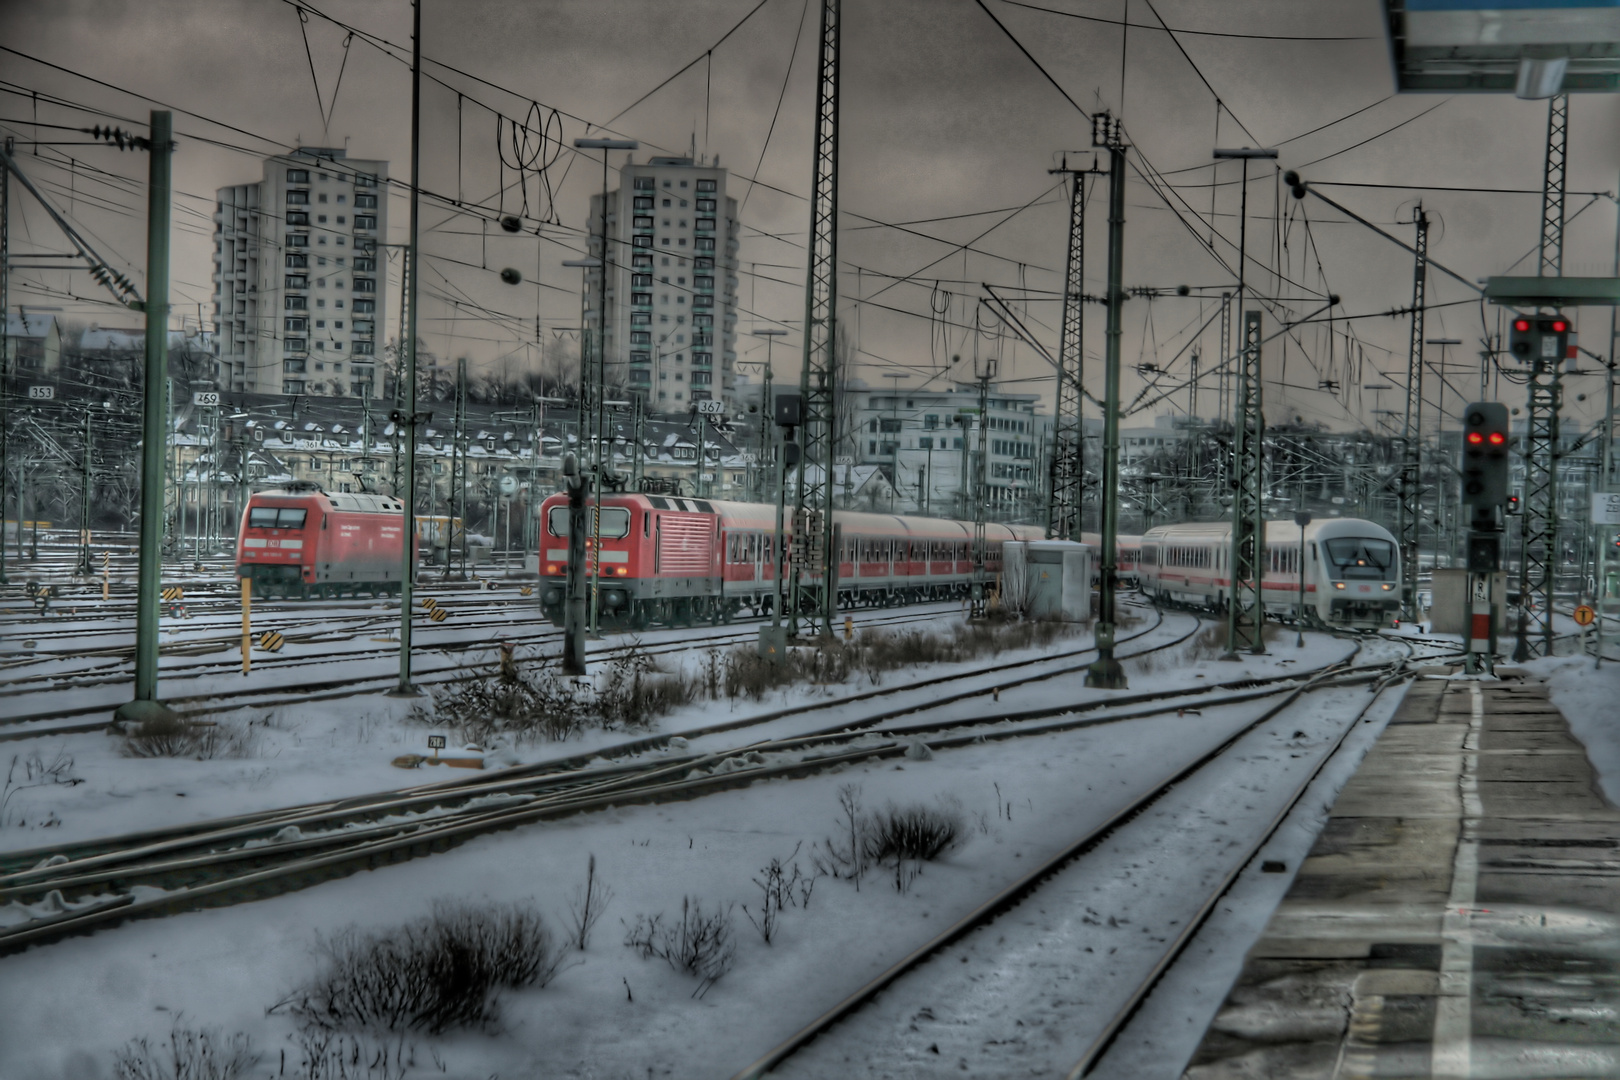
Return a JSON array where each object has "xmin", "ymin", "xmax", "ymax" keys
[{"xmin": 1295, "ymin": 510, "xmax": 1312, "ymax": 647}]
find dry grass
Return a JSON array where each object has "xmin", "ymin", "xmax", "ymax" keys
[{"xmin": 120, "ymin": 716, "xmax": 258, "ymax": 760}]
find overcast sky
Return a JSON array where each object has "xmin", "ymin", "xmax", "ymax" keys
[{"xmin": 3, "ymin": 0, "xmax": 1618, "ymax": 431}]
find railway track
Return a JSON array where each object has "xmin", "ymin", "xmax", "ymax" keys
[
  {"xmin": 0, "ymin": 607, "xmax": 1226, "ymax": 954},
  {"xmin": 729, "ymin": 633, "xmax": 1463, "ymax": 1080},
  {"xmin": 0, "ymin": 604, "xmax": 970, "ymax": 738}
]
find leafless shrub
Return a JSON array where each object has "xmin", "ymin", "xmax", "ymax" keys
[
  {"xmin": 742, "ymin": 842, "xmax": 815, "ymax": 945},
  {"xmin": 565, "ymin": 854, "xmax": 613, "ymax": 950},
  {"xmin": 864, "ymin": 804, "xmax": 963, "ymax": 864},
  {"xmin": 1, "ymin": 749, "xmax": 81, "ymax": 827},
  {"xmin": 273, "ymin": 901, "xmax": 566, "ymax": 1034},
  {"xmin": 598, "ymin": 646, "xmax": 695, "ymax": 729},
  {"xmin": 287, "ymin": 1029, "xmax": 433, "ymax": 1080},
  {"xmin": 811, "ymin": 784, "xmax": 870, "ymax": 889},
  {"xmin": 622, "ymin": 897, "xmax": 737, "ymax": 997},
  {"xmin": 813, "ymin": 786, "xmax": 964, "ymax": 895},
  {"xmin": 111, "ymin": 1020, "xmax": 259, "ymax": 1080}
]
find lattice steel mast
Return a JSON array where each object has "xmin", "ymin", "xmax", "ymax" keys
[
  {"xmin": 1515, "ymin": 93, "xmax": 1568, "ymax": 660},
  {"xmin": 789, "ymin": 0, "xmax": 841, "ymax": 638},
  {"xmin": 1046, "ymin": 161, "xmax": 1090, "ymax": 540},
  {"xmin": 1226, "ymin": 310, "xmax": 1267, "ymax": 655},
  {"xmin": 1397, "ymin": 205, "xmax": 1428, "ymax": 621}
]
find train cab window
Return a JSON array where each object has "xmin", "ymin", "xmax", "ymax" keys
[
  {"xmin": 1323, "ymin": 537, "xmax": 1394, "ymax": 579},
  {"xmin": 548, "ymin": 506, "xmax": 631, "ymax": 539},
  {"xmin": 249, "ymin": 507, "xmax": 307, "ymax": 529}
]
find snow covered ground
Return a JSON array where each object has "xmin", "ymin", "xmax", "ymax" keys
[
  {"xmin": 0, "ymin": 634, "xmax": 1390, "ymax": 1080},
  {"xmin": 0, "ymin": 621, "xmax": 1389, "ymax": 1080}
]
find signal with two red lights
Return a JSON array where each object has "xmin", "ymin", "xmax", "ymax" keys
[
  {"xmin": 1508, "ymin": 313, "xmax": 1574, "ymax": 363},
  {"xmin": 1461, "ymin": 401, "xmax": 1511, "ymax": 517}
]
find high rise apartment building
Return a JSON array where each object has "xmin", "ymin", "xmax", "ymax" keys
[
  {"xmin": 213, "ymin": 147, "xmax": 389, "ymax": 398},
  {"xmin": 585, "ymin": 156, "xmax": 739, "ymax": 410}
]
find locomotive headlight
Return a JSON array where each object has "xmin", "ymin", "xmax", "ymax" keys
[
  {"xmin": 1333, "ymin": 582, "xmax": 1346, "ymax": 590},
  {"xmin": 1380, "ymin": 583, "xmax": 1394, "ymax": 591},
  {"xmin": 615, "ymin": 567, "xmax": 628, "ymax": 576},
  {"xmin": 545, "ymin": 564, "xmax": 559, "ymax": 574}
]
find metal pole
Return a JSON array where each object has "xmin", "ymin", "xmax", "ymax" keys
[
  {"xmin": 1398, "ymin": 207, "xmax": 1429, "ymax": 621},
  {"xmin": 77, "ymin": 407, "xmax": 92, "ymax": 576},
  {"xmin": 117, "ymin": 110, "xmax": 174, "ymax": 724},
  {"xmin": 1087, "ymin": 117, "xmax": 1128, "ymax": 689},
  {"xmin": 0, "ymin": 136, "xmax": 8, "ymax": 586},
  {"xmin": 392, "ymin": 0, "xmax": 423, "ymax": 697},
  {"xmin": 1295, "ymin": 511, "xmax": 1311, "ymax": 647}
]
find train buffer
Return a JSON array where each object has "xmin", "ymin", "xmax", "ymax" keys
[
  {"xmin": 257, "ymin": 630, "xmax": 285, "ymax": 653},
  {"xmin": 1184, "ymin": 669, "xmax": 1620, "ymax": 1075}
]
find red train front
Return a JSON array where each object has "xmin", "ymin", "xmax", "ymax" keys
[{"xmin": 236, "ymin": 483, "xmax": 412, "ymax": 599}]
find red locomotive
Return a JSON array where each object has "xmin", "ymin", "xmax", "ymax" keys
[
  {"xmin": 535, "ymin": 491, "xmax": 1045, "ymax": 628},
  {"xmin": 236, "ymin": 483, "xmax": 414, "ymax": 599}
]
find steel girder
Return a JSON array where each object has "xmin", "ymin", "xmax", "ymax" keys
[{"xmin": 1226, "ymin": 310, "xmax": 1266, "ymax": 654}]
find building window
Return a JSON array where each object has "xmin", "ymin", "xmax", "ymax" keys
[
  {"xmin": 693, "ymin": 352, "xmax": 712, "ymax": 367},
  {"xmin": 354, "ymin": 173, "xmax": 377, "ymax": 187},
  {"xmin": 919, "ymin": 437, "xmax": 933, "ymax": 450},
  {"xmin": 285, "ymin": 296, "xmax": 308, "ymax": 310},
  {"xmin": 631, "ymin": 351, "xmax": 650, "ymax": 364},
  {"xmin": 353, "ymin": 215, "xmax": 376, "ymax": 230},
  {"xmin": 693, "ymin": 314, "xmax": 713, "ymax": 327},
  {"xmin": 286, "ymin": 211, "xmax": 310, "ymax": 226},
  {"xmin": 352, "ymin": 341, "xmax": 374, "ymax": 355},
  {"xmin": 629, "ymin": 369, "xmax": 651, "ymax": 384},
  {"xmin": 336, "ymin": 216, "xmax": 346, "ymax": 225},
  {"xmin": 287, "ymin": 190, "xmax": 310, "ymax": 205},
  {"xmin": 694, "ymin": 237, "xmax": 715, "ymax": 252},
  {"xmin": 692, "ymin": 294, "xmax": 712, "ymax": 308},
  {"xmin": 352, "ymin": 278, "xmax": 376, "ymax": 293},
  {"xmin": 353, "ymin": 319, "xmax": 374, "ymax": 334},
  {"xmin": 318, "ymin": 193, "xmax": 328, "ymax": 204},
  {"xmin": 287, "ymin": 169, "xmax": 309, "ymax": 183},
  {"xmin": 695, "ymin": 256, "xmax": 714, "ymax": 270},
  {"xmin": 285, "ymin": 317, "xmax": 307, "ymax": 332},
  {"xmin": 695, "ymin": 218, "xmax": 716, "ymax": 231},
  {"xmin": 630, "ymin": 312, "xmax": 651, "ymax": 326},
  {"xmin": 634, "ymin": 176, "xmax": 654, "ymax": 190},
  {"xmin": 696, "ymin": 179, "xmax": 716, "ymax": 192},
  {"xmin": 696, "ymin": 198, "xmax": 716, "ymax": 212},
  {"xmin": 634, "ymin": 215, "xmax": 654, "ymax": 229},
  {"xmin": 632, "ymin": 292, "xmax": 652, "ymax": 306},
  {"xmin": 285, "ymin": 274, "xmax": 307, "ymax": 289},
  {"xmin": 633, "ymin": 235, "xmax": 652, "ymax": 248},
  {"xmin": 285, "ymin": 253, "xmax": 308, "ymax": 269},
  {"xmin": 284, "ymin": 357, "xmax": 306, "ymax": 372},
  {"xmin": 283, "ymin": 380, "xmax": 306, "ymax": 393},
  {"xmin": 691, "ymin": 370, "xmax": 712, "ymax": 385},
  {"xmin": 354, "ymin": 194, "xmax": 377, "ymax": 209},
  {"xmin": 287, "ymin": 233, "xmax": 309, "ymax": 247},
  {"xmin": 695, "ymin": 275, "xmax": 714, "ymax": 290}
]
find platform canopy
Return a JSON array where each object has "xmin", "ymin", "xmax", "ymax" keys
[{"xmin": 1383, "ymin": 0, "xmax": 1620, "ymax": 95}]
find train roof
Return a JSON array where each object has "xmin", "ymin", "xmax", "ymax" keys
[
  {"xmin": 1142, "ymin": 517, "xmax": 1397, "ymax": 543},
  {"xmin": 249, "ymin": 487, "xmax": 404, "ymax": 514}
]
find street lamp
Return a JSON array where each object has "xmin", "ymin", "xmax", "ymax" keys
[{"xmin": 1295, "ymin": 510, "xmax": 1312, "ymax": 647}]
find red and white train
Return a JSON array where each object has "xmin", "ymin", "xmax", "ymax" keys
[
  {"xmin": 236, "ymin": 484, "xmax": 414, "ymax": 599},
  {"xmin": 1080, "ymin": 532, "xmax": 1142, "ymax": 586},
  {"xmin": 1136, "ymin": 517, "xmax": 1401, "ymax": 629},
  {"xmin": 535, "ymin": 492, "xmax": 1046, "ymax": 628}
]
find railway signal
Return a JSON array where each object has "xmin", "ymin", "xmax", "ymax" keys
[
  {"xmin": 1508, "ymin": 314, "xmax": 1573, "ymax": 364},
  {"xmin": 1460, "ymin": 401, "xmax": 1509, "ymax": 674}
]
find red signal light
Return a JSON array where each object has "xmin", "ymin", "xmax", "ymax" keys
[
  {"xmin": 1467, "ymin": 431, "xmax": 1484, "ymax": 444},
  {"xmin": 1551, "ymin": 319, "xmax": 1569, "ymax": 333},
  {"xmin": 1488, "ymin": 431, "xmax": 1505, "ymax": 445},
  {"xmin": 1513, "ymin": 318, "xmax": 1531, "ymax": 332}
]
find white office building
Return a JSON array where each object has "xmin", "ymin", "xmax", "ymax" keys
[
  {"xmin": 213, "ymin": 147, "xmax": 389, "ymax": 398},
  {"xmin": 849, "ymin": 382, "xmax": 1050, "ymax": 520},
  {"xmin": 585, "ymin": 156, "xmax": 740, "ymax": 410}
]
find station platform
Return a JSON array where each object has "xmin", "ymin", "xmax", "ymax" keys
[{"xmin": 1185, "ymin": 669, "xmax": 1620, "ymax": 1078}]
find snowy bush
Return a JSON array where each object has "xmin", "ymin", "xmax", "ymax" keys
[
  {"xmin": 111, "ymin": 1020, "xmax": 259, "ymax": 1080},
  {"xmin": 813, "ymin": 785, "xmax": 964, "ymax": 894},
  {"xmin": 1, "ymin": 749, "xmax": 81, "ymax": 827},
  {"xmin": 274, "ymin": 901, "xmax": 566, "ymax": 1034},
  {"xmin": 120, "ymin": 716, "xmax": 256, "ymax": 760},
  {"xmin": 622, "ymin": 896, "xmax": 737, "ymax": 996},
  {"xmin": 863, "ymin": 803, "xmax": 963, "ymax": 864},
  {"xmin": 287, "ymin": 1029, "xmax": 430, "ymax": 1080},
  {"xmin": 742, "ymin": 842, "xmax": 815, "ymax": 944}
]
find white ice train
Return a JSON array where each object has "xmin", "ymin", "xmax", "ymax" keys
[{"xmin": 1137, "ymin": 517, "xmax": 1401, "ymax": 629}]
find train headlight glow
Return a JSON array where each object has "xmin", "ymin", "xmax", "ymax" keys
[
  {"xmin": 1333, "ymin": 582, "xmax": 1346, "ymax": 590},
  {"xmin": 615, "ymin": 567, "xmax": 628, "ymax": 576},
  {"xmin": 545, "ymin": 564, "xmax": 558, "ymax": 574},
  {"xmin": 1380, "ymin": 583, "xmax": 1394, "ymax": 591}
]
